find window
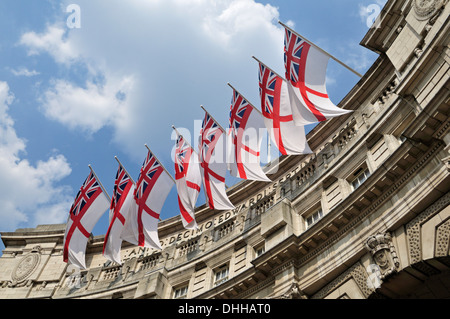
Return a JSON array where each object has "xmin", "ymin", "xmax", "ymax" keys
[
  {"xmin": 174, "ymin": 285, "xmax": 188, "ymax": 299},
  {"xmin": 254, "ymin": 244, "xmax": 265, "ymax": 258},
  {"xmin": 351, "ymin": 167, "xmax": 371, "ymax": 190},
  {"xmin": 216, "ymin": 220, "xmax": 235, "ymax": 240},
  {"xmin": 306, "ymin": 208, "xmax": 323, "ymax": 228},
  {"xmin": 214, "ymin": 264, "xmax": 229, "ymax": 286}
]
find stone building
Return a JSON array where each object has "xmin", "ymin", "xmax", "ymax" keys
[{"xmin": 0, "ymin": 0, "xmax": 449, "ymax": 299}]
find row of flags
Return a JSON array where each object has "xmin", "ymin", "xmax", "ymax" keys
[{"xmin": 63, "ymin": 23, "xmax": 357, "ymax": 269}]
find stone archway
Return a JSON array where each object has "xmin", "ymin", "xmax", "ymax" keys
[
  {"xmin": 369, "ymin": 258, "xmax": 450, "ymax": 298},
  {"xmin": 366, "ymin": 193, "xmax": 450, "ymax": 298}
]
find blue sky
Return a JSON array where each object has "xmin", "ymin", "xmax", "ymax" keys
[{"xmin": 0, "ymin": 0, "xmax": 385, "ymax": 252}]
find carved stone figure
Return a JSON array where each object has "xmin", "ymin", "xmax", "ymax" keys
[
  {"xmin": 278, "ymin": 283, "xmax": 307, "ymax": 299},
  {"xmin": 365, "ymin": 233, "xmax": 400, "ymax": 280},
  {"xmin": 413, "ymin": 0, "xmax": 446, "ymax": 20}
]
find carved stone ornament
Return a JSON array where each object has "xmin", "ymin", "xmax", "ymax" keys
[
  {"xmin": 365, "ymin": 233, "xmax": 400, "ymax": 280},
  {"xmin": 413, "ymin": 0, "xmax": 445, "ymax": 20},
  {"xmin": 278, "ymin": 283, "xmax": 307, "ymax": 299},
  {"xmin": 11, "ymin": 246, "xmax": 41, "ymax": 285}
]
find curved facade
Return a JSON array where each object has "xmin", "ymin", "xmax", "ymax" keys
[{"xmin": 0, "ymin": 0, "xmax": 449, "ymax": 299}]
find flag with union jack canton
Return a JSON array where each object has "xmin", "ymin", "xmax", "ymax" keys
[
  {"xmin": 63, "ymin": 169, "xmax": 109, "ymax": 269},
  {"xmin": 283, "ymin": 27, "xmax": 352, "ymax": 126},
  {"xmin": 227, "ymin": 87, "xmax": 270, "ymax": 182},
  {"xmin": 199, "ymin": 110, "xmax": 234, "ymax": 210},
  {"xmin": 103, "ymin": 162, "xmax": 135, "ymax": 264},
  {"xmin": 258, "ymin": 61, "xmax": 312, "ymax": 156},
  {"xmin": 121, "ymin": 148, "xmax": 174, "ymax": 250},
  {"xmin": 174, "ymin": 130, "xmax": 201, "ymax": 229}
]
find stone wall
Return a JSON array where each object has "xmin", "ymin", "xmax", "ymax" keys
[{"xmin": 0, "ymin": 0, "xmax": 449, "ymax": 299}]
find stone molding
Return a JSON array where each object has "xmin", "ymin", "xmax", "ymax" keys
[
  {"xmin": 435, "ymin": 218, "xmax": 450, "ymax": 257},
  {"xmin": 273, "ymin": 282, "xmax": 307, "ymax": 299},
  {"xmin": 297, "ymin": 140, "xmax": 444, "ymax": 266},
  {"xmin": 10, "ymin": 246, "xmax": 42, "ymax": 287},
  {"xmin": 311, "ymin": 262, "xmax": 373, "ymax": 299},
  {"xmin": 235, "ymin": 276, "xmax": 275, "ymax": 299},
  {"xmin": 406, "ymin": 192, "xmax": 450, "ymax": 264},
  {"xmin": 413, "ymin": 0, "xmax": 446, "ymax": 20}
]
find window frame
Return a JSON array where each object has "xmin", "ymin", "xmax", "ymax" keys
[
  {"xmin": 350, "ymin": 167, "xmax": 371, "ymax": 190},
  {"xmin": 213, "ymin": 264, "xmax": 229, "ymax": 286},
  {"xmin": 173, "ymin": 285, "xmax": 189, "ymax": 299},
  {"xmin": 254, "ymin": 244, "xmax": 265, "ymax": 258},
  {"xmin": 305, "ymin": 207, "xmax": 324, "ymax": 229}
]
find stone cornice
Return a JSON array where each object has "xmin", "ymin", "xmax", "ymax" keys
[{"xmin": 297, "ymin": 138, "xmax": 444, "ymax": 262}]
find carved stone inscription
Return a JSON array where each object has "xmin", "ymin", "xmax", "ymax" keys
[{"xmin": 11, "ymin": 246, "xmax": 41, "ymax": 286}]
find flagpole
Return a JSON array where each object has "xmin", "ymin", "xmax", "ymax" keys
[
  {"xmin": 114, "ymin": 156, "xmax": 135, "ymax": 184},
  {"xmin": 200, "ymin": 105, "xmax": 227, "ymax": 134},
  {"xmin": 252, "ymin": 56, "xmax": 287, "ymax": 82},
  {"xmin": 278, "ymin": 21, "xmax": 363, "ymax": 78},
  {"xmin": 88, "ymin": 164, "xmax": 111, "ymax": 202},
  {"xmin": 172, "ymin": 125, "xmax": 198, "ymax": 154},
  {"xmin": 226, "ymin": 82, "xmax": 264, "ymax": 117},
  {"xmin": 144, "ymin": 144, "xmax": 176, "ymax": 184}
]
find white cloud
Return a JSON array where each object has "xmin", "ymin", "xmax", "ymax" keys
[
  {"xmin": 19, "ymin": 0, "xmax": 286, "ymax": 161},
  {"xmin": 201, "ymin": 0, "xmax": 281, "ymax": 49},
  {"xmin": 358, "ymin": 0, "xmax": 387, "ymax": 29},
  {"xmin": 344, "ymin": 42, "xmax": 376, "ymax": 73},
  {"xmin": 326, "ymin": 75, "xmax": 336, "ymax": 87},
  {"xmin": 41, "ymin": 75, "xmax": 135, "ymax": 136},
  {"xmin": 0, "ymin": 81, "xmax": 73, "ymax": 231},
  {"xmin": 0, "ymin": 84, "xmax": 23, "ymax": 161},
  {"xmin": 10, "ymin": 67, "xmax": 40, "ymax": 77},
  {"xmin": 19, "ymin": 24, "xmax": 79, "ymax": 65}
]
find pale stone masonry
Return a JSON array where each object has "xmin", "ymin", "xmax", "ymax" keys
[{"xmin": 1, "ymin": 0, "xmax": 449, "ymax": 299}]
